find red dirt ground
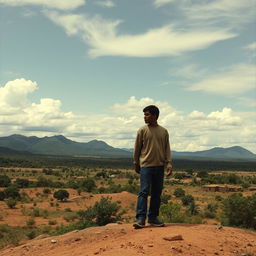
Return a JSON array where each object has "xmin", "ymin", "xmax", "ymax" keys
[{"xmin": 0, "ymin": 223, "xmax": 255, "ymax": 256}]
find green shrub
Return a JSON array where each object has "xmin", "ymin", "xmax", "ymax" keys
[
  {"xmin": 80, "ymin": 178, "xmax": 96, "ymax": 192},
  {"xmin": 48, "ymin": 220, "xmax": 57, "ymax": 225},
  {"xmin": 215, "ymin": 195, "xmax": 223, "ymax": 201},
  {"xmin": 77, "ymin": 197, "xmax": 124, "ymax": 226},
  {"xmin": 160, "ymin": 203, "xmax": 185, "ymax": 223},
  {"xmin": 0, "ymin": 175, "xmax": 11, "ymax": 187},
  {"xmin": 186, "ymin": 201, "xmax": 200, "ymax": 215},
  {"xmin": 64, "ymin": 212, "xmax": 78, "ymax": 222},
  {"xmin": 3, "ymin": 186, "xmax": 20, "ymax": 200},
  {"xmin": 161, "ymin": 193, "xmax": 171, "ymax": 204},
  {"xmin": 53, "ymin": 190, "xmax": 69, "ymax": 202},
  {"xmin": 173, "ymin": 188, "xmax": 185, "ymax": 198},
  {"xmin": 221, "ymin": 193, "xmax": 256, "ymax": 229},
  {"xmin": 32, "ymin": 208, "xmax": 40, "ymax": 217},
  {"xmin": 26, "ymin": 218, "xmax": 35, "ymax": 227},
  {"xmin": 181, "ymin": 194, "xmax": 195, "ymax": 206},
  {"xmin": 203, "ymin": 203, "xmax": 218, "ymax": 218},
  {"xmin": 0, "ymin": 191, "xmax": 5, "ymax": 201},
  {"xmin": 204, "ymin": 210, "xmax": 216, "ymax": 218},
  {"xmin": 15, "ymin": 178, "xmax": 30, "ymax": 188},
  {"xmin": 43, "ymin": 188, "xmax": 51, "ymax": 194},
  {"xmin": 197, "ymin": 171, "xmax": 208, "ymax": 178},
  {"xmin": 26, "ymin": 230, "xmax": 36, "ymax": 239},
  {"xmin": 174, "ymin": 173, "xmax": 186, "ymax": 180},
  {"xmin": 5, "ymin": 199, "xmax": 17, "ymax": 209}
]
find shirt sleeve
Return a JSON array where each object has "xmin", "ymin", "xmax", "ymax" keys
[
  {"xmin": 165, "ymin": 131, "xmax": 172, "ymax": 168},
  {"xmin": 133, "ymin": 129, "xmax": 143, "ymax": 165}
]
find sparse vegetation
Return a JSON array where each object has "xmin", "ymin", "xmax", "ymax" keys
[{"xmin": 0, "ymin": 158, "xmax": 255, "ymax": 249}]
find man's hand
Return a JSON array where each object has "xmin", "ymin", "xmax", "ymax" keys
[
  {"xmin": 135, "ymin": 164, "xmax": 141, "ymax": 174},
  {"xmin": 166, "ymin": 167, "xmax": 172, "ymax": 177}
]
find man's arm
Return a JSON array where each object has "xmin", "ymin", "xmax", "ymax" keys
[
  {"xmin": 133, "ymin": 129, "xmax": 143, "ymax": 174},
  {"xmin": 165, "ymin": 131, "xmax": 172, "ymax": 176}
]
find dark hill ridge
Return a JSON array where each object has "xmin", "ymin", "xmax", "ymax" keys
[
  {"xmin": 172, "ymin": 146, "xmax": 256, "ymax": 160},
  {"xmin": 0, "ymin": 134, "xmax": 131, "ymax": 158},
  {"xmin": 0, "ymin": 134, "xmax": 255, "ymax": 160}
]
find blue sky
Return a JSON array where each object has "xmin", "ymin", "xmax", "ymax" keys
[{"xmin": 0, "ymin": 0, "xmax": 255, "ymax": 152}]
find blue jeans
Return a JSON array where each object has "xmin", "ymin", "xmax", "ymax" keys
[{"xmin": 136, "ymin": 166, "xmax": 164, "ymax": 220}]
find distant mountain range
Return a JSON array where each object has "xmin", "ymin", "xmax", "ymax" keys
[
  {"xmin": 0, "ymin": 134, "xmax": 255, "ymax": 160},
  {"xmin": 0, "ymin": 134, "xmax": 131, "ymax": 158}
]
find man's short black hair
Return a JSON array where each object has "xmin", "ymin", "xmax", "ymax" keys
[{"xmin": 143, "ymin": 105, "xmax": 160, "ymax": 119}]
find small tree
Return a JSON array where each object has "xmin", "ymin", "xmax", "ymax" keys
[
  {"xmin": 77, "ymin": 197, "xmax": 124, "ymax": 226},
  {"xmin": 222, "ymin": 193, "xmax": 256, "ymax": 229},
  {"xmin": 4, "ymin": 185, "xmax": 21, "ymax": 199},
  {"xmin": 181, "ymin": 194, "xmax": 194, "ymax": 206},
  {"xmin": 0, "ymin": 175, "xmax": 11, "ymax": 187},
  {"xmin": 160, "ymin": 202, "xmax": 185, "ymax": 223},
  {"xmin": 187, "ymin": 201, "xmax": 199, "ymax": 215},
  {"xmin": 0, "ymin": 191, "xmax": 6, "ymax": 201},
  {"xmin": 43, "ymin": 188, "xmax": 51, "ymax": 194},
  {"xmin": 5, "ymin": 199, "xmax": 17, "ymax": 209},
  {"xmin": 197, "ymin": 171, "xmax": 208, "ymax": 178},
  {"xmin": 53, "ymin": 189, "xmax": 69, "ymax": 202},
  {"xmin": 15, "ymin": 178, "xmax": 30, "ymax": 188},
  {"xmin": 80, "ymin": 178, "xmax": 96, "ymax": 192}
]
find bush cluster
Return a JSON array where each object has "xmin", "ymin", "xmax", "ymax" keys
[{"xmin": 222, "ymin": 193, "xmax": 256, "ymax": 229}]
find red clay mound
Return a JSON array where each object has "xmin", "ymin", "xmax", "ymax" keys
[{"xmin": 1, "ymin": 223, "xmax": 255, "ymax": 256}]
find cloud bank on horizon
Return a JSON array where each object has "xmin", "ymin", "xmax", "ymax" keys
[
  {"xmin": 0, "ymin": 0, "xmax": 255, "ymax": 152},
  {"xmin": 0, "ymin": 78, "xmax": 255, "ymax": 153}
]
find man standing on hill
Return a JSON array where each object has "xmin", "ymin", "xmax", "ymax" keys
[{"xmin": 133, "ymin": 105, "xmax": 172, "ymax": 229}]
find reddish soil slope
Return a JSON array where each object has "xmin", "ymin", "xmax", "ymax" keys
[{"xmin": 1, "ymin": 223, "xmax": 255, "ymax": 256}]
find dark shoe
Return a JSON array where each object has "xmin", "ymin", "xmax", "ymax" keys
[
  {"xmin": 148, "ymin": 218, "xmax": 165, "ymax": 227},
  {"xmin": 133, "ymin": 218, "xmax": 145, "ymax": 229}
]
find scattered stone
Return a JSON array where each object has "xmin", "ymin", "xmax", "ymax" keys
[
  {"xmin": 51, "ymin": 239, "xmax": 57, "ymax": 244},
  {"xmin": 247, "ymin": 243, "xmax": 253, "ymax": 247},
  {"xmin": 216, "ymin": 224, "xmax": 223, "ymax": 230},
  {"xmin": 171, "ymin": 247, "xmax": 182, "ymax": 253},
  {"xmin": 22, "ymin": 245, "xmax": 30, "ymax": 251},
  {"xmin": 74, "ymin": 237, "xmax": 81, "ymax": 242},
  {"xmin": 34, "ymin": 234, "xmax": 49, "ymax": 240},
  {"xmin": 148, "ymin": 244, "xmax": 154, "ymax": 247},
  {"xmin": 163, "ymin": 235, "xmax": 183, "ymax": 241},
  {"xmin": 106, "ymin": 223, "xmax": 119, "ymax": 226},
  {"xmin": 214, "ymin": 252, "xmax": 219, "ymax": 255}
]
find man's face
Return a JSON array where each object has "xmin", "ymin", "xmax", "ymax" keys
[{"xmin": 144, "ymin": 111, "xmax": 156, "ymax": 124}]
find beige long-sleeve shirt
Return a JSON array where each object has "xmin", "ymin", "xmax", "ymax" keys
[{"xmin": 133, "ymin": 124, "xmax": 172, "ymax": 168}]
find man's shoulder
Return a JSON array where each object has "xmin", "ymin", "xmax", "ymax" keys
[
  {"xmin": 137, "ymin": 125, "xmax": 148, "ymax": 132},
  {"xmin": 157, "ymin": 125, "xmax": 168, "ymax": 132}
]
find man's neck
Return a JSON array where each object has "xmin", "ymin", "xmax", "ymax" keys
[{"xmin": 148, "ymin": 121, "xmax": 158, "ymax": 127}]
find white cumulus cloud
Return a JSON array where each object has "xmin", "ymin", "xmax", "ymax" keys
[
  {"xmin": 44, "ymin": 11, "xmax": 236, "ymax": 58},
  {"xmin": 188, "ymin": 64, "xmax": 256, "ymax": 96},
  {"xmin": 0, "ymin": 78, "xmax": 37, "ymax": 114},
  {"xmin": 95, "ymin": 0, "xmax": 115, "ymax": 8},
  {"xmin": 154, "ymin": 0, "xmax": 255, "ymax": 29},
  {"xmin": 0, "ymin": 0, "xmax": 85, "ymax": 10},
  {"xmin": 0, "ymin": 79, "xmax": 255, "ymax": 152}
]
